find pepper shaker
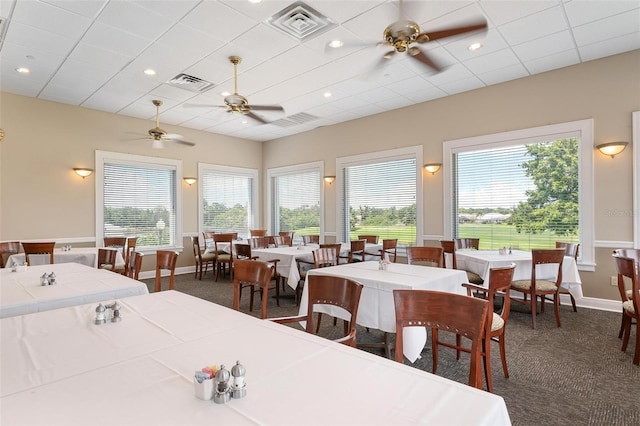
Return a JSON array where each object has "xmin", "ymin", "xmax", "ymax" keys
[
  {"xmin": 213, "ymin": 365, "xmax": 231, "ymax": 404},
  {"xmin": 231, "ymin": 360, "xmax": 247, "ymax": 399},
  {"xmin": 95, "ymin": 303, "xmax": 106, "ymax": 325}
]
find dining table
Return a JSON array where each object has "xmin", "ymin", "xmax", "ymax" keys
[
  {"xmin": 0, "ymin": 290, "xmax": 511, "ymax": 425},
  {"xmin": 302, "ymin": 261, "xmax": 469, "ymax": 362},
  {"xmin": 5, "ymin": 246, "xmax": 125, "ymax": 269},
  {"xmin": 0, "ymin": 262, "xmax": 148, "ymax": 319},
  {"xmin": 454, "ymin": 249, "xmax": 583, "ymax": 299},
  {"xmin": 251, "ymin": 242, "xmax": 382, "ymax": 289}
]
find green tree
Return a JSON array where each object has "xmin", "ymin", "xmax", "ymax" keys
[{"xmin": 512, "ymin": 138, "xmax": 579, "ymax": 236}]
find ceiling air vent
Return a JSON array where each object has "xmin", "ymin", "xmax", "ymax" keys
[
  {"xmin": 270, "ymin": 112, "xmax": 318, "ymax": 128},
  {"xmin": 166, "ymin": 73, "xmax": 215, "ymax": 93},
  {"xmin": 267, "ymin": 1, "xmax": 335, "ymax": 41}
]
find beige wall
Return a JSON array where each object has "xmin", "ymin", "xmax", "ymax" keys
[
  {"xmin": 1, "ymin": 51, "xmax": 638, "ymax": 302},
  {"xmin": 263, "ymin": 51, "xmax": 640, "ymax": 302}
]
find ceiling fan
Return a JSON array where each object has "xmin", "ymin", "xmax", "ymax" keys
[
  {"xmin": 130, "ymin": 100, "xmax": 196, "ymax": 149},
  {"xmin": 185, "ymin": 56, "xmax": 284, "ymax": 124},
  {"xmin": 364, "ymin": 0, "xmax": 488, "ymax": 73}
]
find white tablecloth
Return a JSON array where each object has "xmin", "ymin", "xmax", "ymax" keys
[
  {"xmin": 0, "ymin": 263, "xmax": 148, "ymax": 318},
  {"xmin": 455, "ymin": 250, "xmax": 583, "ymax": 299},
  {"xmin": 6, "ymin": 247, "xmax": 125, "ymax": 269},
  {"xmin": 253, "ymin": 243, "xmax": 382, "ymax": 289},
  {"xmin": 303, "ymin": 261, "xmax": 468, "ymax": 362},
  {"xmin": 0, "ymin": 291, "xmax": 511, "ymax": 425}
]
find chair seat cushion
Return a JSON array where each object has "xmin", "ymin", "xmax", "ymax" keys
[
  {"xmin": 465, "ymin": 271, "xmax": 484, "ymax": 285},
  {"xmin": 491, "ymin": 312, "xmax": 504, "ymax": 332},
  {"xmin": 511, "ymin": 279, "xmax": 558, "ymax": 292},
  {"xmin": 217, "ymin": 254, "xmax": 231, "ymax": 261},
  {"xmin": 201, "ymin": 252, "xmax": 216, "ymax": 261},
  {"xmin": 622, "ymin": 300, "xmax": 635, "ymax": 314},
  {"xmin": 626, "ymin": 289, "xmax": 634, "ymax": 299}
]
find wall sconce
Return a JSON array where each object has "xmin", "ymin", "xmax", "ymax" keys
[
  {"xmin": 596, "ymin": 141, "xmax": 628, "ymax": 158},
  {"xmin": 73, "ymin": 168, "xmax": 94, "ymax": 179},
  {"xmin": 183, "ymin": 177, "xmax": 197, "ymax": 186},
  {"xmin": 323, "ymin": 176, "xmax": 336, "ymax": 184},
  {"xmin": 423, "ymin": 163, "xmax": 442, "ymax": 175},
  {"xmin": 0, "ymin": 128, "xmax": 4, "ymax": 141}
]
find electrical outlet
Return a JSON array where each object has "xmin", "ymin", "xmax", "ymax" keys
[{"xmin": 611, "ymin": 276, "xmax": 618, "ymax": 286}]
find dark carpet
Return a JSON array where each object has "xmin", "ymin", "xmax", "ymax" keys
[{"xmin": 144, "ymin": 272, "xmax": 640, "ymax": 426}]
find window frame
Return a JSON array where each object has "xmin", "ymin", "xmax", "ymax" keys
[
  {"xmin": 95, "ymin": 150, "xmax": 184, "ymax": 253},
  {"xmin": 443, "ymin": 119, "xmax": 595, "ymax": 270},
  {"xmin": 197, "ymin": 163, "xmax": 259, "ymax": 240},
  {"xmin": 335, "ymin": 146, "xmax": 423, "ymax": 247},
  {"xmin": 267, "ymin": 161, "xmax": 324, "ymax": 240}
]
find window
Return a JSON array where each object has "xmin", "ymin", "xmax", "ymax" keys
[
  {"xmin": 96, "ymin": 151, "xmax": 183, "ymax": 251},
  {"xmin": 444, "ymin": 119, "xmax": 594, "ymax": 268},
  {"xmin": 267, "ymin": 162, "xmax": 323, "ymax": 242},
  {"xmin": 199, "ymin": 164, "xmax": 258, "ymax": 240},
  {"xmin": 336, "ymin": 146, "xmax": 423, "ymax": 246}
]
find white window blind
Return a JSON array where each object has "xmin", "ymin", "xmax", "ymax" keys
[
  {"xmin": 200, "ymin": 166, "xmax": 256, "ymax": 239},
  {"xmin": 270, "ymin": 169, "xmax": 321, "ymax": 242},
  {"xmin": 342, "ymin": 157, "xmax": 417, "ymax": 245},
  {"xmin": 99, "ymin": 153, "xmax": 181, "ymax": 250},
  {"xmin": 452, "ymin": 138, "xmax": 580, "ymax": 251}
]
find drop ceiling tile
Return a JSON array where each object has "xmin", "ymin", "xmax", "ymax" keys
[
  {"xmin": 219, "ymin": 0, "xmax": 290, "ymax": 22},
  {"xmin": 156, "ymin": 24, "xmax": 225, "ymax": 62},
  {"xmin": 477, "ymin": 63, "xmax": 529, "ymax": 86},
  {"xmin": 39, "ymin": 84, "xmax": 93, "ymax": 105},
  {"xmin": 384, "ymin": 75, "xmax": 432, "ymax": 95},
  {"xmin": 328, "ymin": 95, "xmax": 372, "ymax": 110},
  {"xmin": 402, "ymin": 85, "xmax": 448, "ymax": 103},
  {"xmin": 273, "ymin": 45, "xmax": 332, "ymax": 75},
  {"xmin": 578, "ymin": 33, "xmax": 640, "ymax": 62},
  {"xmin": 464, "ymin": 48, "xmax": 520, "ymax": 74},
  {"xmin": 180, "ymin": 1, "xmax": 258, "ymax": 40},
  {"xmin": 119, "ymin": 44, "xmax": 191, "ymax": 84},
  {"xmin": 309, "ymin": 0, "xmax": 386, "ymax": 25},
  {"xmin": 158, "ymin": 109, "xmax": 196, "ymax": 126},
  {"xmin": 40, "ymin": 0, "xmax": 107, "ymax": 19},
  {"xmin": 341, "ymin": 2, "xmax": 401, "ymax": 41},
  {"xmin": 498, "ymin": 6, "xmax": 568, "ymax": 46},
  {"xmin": 479, "ymin": 0, "xmax": 558, "ymax": 26},
  {"xmin": 81, "ymin": 21, "xmax": 152, "ymax": 57},
  {"xmin": 512, "ymin": 30, "xmax": 576, "ymax": 62},
  {"xmin": 149, "ymin": 84, "xmax": 200, "ymax": 103},
  {"xmin": 426, "ymin": 63, "xmax": 475, "ymax": 85},
  {"xmin": 444, "ymin": 29, "xmax": 508, "ymax": 62},
  {"xmin": 236, "ymin": 62, "xmax": 296, "ymax": 97},
  {"xmin": 4, "ymin": 21, "xmax": 77, "ymax": 56},
  {"xmin": 83, "ymin": 90, "xmax": 138, "ymax": 113},
  {"xmin": 230, "ymin": 24, "xmax": 299, "ymax": 66},
  {"xmin": 0, "ymin": 74, "xmax": 42, "ymax": 97},
  {"xmin": 303, "ymin": 26, "xmax": 370, "ymax": 57},
  {"xmin": 374, "ymin": 95, "xmax": 413, "ymax": 110},
  {"xmin": 0, "ymin": 0, "xmax": 17, "ymax": 18},
  {"xmin": 438, "ymin": 75, "xmax": 485, "ymax": 95},
  {"xmin": 69, "ymin": 42, "xmax": 132, "ymax": 72},
  {"xmin": 523, "ymin": 49, "xmax": 581, "ymax": 75},
  {"xmin": 307, "ymin": 102, "xmax": 345, "ymax": 117},
  {"xmin": 180, "ymin": 116, "xmax": 225, "ymax": 131},
  {"xmin": 47, "ymin": 62, "xmax": 110, "ymax": 91},
  {"xmin": 97, "ymin": 1, "xmax": 176, "ymax": 40},
  {"xmin": 1, "ymin": 41, "xmax": 66, "ymax": 75},
  {"xmin": 564, "ymin": 0, "xmax": 640, "ymax": 27},
  {"xmin": 572, "ymin": 10, "xmax": 640, "ymax": 47},
  {"xmin": 133, "ymin": 0, "xmax": 200, "ymax": 19},
  {"xmin": 356, "ymin": 86, "xmax": 400, "ymax": 103},
  {"xmin": 11, "ymin": 0, "xmax": 92, "ymax": 39}
]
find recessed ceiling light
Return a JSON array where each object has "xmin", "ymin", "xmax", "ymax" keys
[
  {"xmin": 143, "ymin": 68, "xmax": 157, "ymax": 76},
  {"xmin": 328, "ymin": 40, "xmax": 343, "ymax": 48},
  {"xmin": 16, "ymin": 67, "xmax": 31, "ymax": 74},
  {"xmin": 468, "ymin": 42, "xmax": 483, "ymax": 51},
  {"xmin": 241, "ymin": 120, "xmax": 249, "ymax": 124},
  {"xmin": 221, "ymin": 91, "xmax": 231, "ymax": 97},
  {"xmin": 249, "ymin": 0, "xmax": 262, "ymax": 3},
  {"xmin": 324, "ymin": 92, "xmax": 332, "ymax": 98}
]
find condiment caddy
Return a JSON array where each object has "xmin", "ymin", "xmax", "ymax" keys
[{"xmin": 194, "ymin": 361, "xmax": 246, "ymax": 403}]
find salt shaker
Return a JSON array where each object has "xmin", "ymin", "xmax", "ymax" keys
[
  {"xmin": 231, "ymin": 360, "xmax": 247, "ymax": 399},
  {"xmin": 95, "ymin": 303, "xmax": 106, "ymax": 325},
  {"xmin": 40, "ymin": 273, "xmax": 49, "ymax": 286},
  {"xmin": 213, "ymin": 365, "xmax": 231, "ymax": 404},
  {"xmin": 48, "ymin": 272, "xmax": 56, "ymax": 285},
  {"xmin": 111, "ymin": 301, "xmax": 122, "ymax": 322}
]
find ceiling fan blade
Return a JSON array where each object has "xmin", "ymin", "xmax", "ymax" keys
[
  {"xmin": 417, "ymin": 20, "xmax": 487, "ymax": 43},
  {"xmin": 164, "ymin": 133, "xmax": 183, "ymax": 140},
  {"xmin": 174, "ymin": 139, "xmax": 196, "ymax": 147},
  {"xmin": 246, "ymin": 112, "xmax": 268, "ymax": 124},
  {"xmin": 250, "ymin": 105, "xmax": 284, "ymax": 112},
  {"xmin": 409, "ymin": 47, "xmax": 443, "ymax": 72}
]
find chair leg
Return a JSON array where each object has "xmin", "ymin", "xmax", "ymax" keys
[
  {"xmin": 633, "ymin": 321, "xmax": 640, "ymax": 365},
  {"xmin": 553, "ymin": 295, "xmax": 561, "ymax": 327},
  {"xmin": 619, "ymin": 311, "xmax": 625, "ymax": 339},
  {"xmin": 498, "ymin": 335, "xmax": 509, "ymax": 379},
  {"xmin": 622, "ymin": 316, "xmax": 631, "ymax": 351},
  {"xmin": 275, "ymin": 278, "xmax": 280, "ymax": 307},
  {"xmin": 569, "ymin": 293, "xmax": 577, "ymax": 312},
  {"xmin": 194, "ymin": 262, "xmax": 199, "ymax": 279},
  {"xmin": 316, "ymin": 313, "xmax": 324, "ymax": 333},
  {"xmin": 531, "ymin": 294, "xmax": 537, "ymax": 329},
  {"xmin": 483, "ymin": 339, "xmax": 493, "ymax": 393},
  {"xmin": 431, "ymin": 329, "xmax": 439, "ymax": 374},
  {"xmin": 455, "ymin": 334, "xmax": 462, "ymax": 360}
]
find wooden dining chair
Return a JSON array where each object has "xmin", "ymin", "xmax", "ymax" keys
[
  {"xmin": 614, "ymin": 254, "xmax": 640, "ymax": 365},
  {"xmin": 340, "ymin": 239, "xmax": 366, "ymax": 263},
  {"xmin": 455, "ymin": 238, "xmax": 480, "ymax": 250},
  {"xmin": 393, "ymin": 289, "xmax": 490, "ymax": 390},
  {"xmin": 406, "ymin": 246, "xmax": 444, "ymax": 268},
  {"xmin": 441, "ymin": 240, "xmax": 483, "ymax": 284},
  {"xmin": 462, "ymin": 264, "xmax": 516, "ymax": 392},
  {"xmin": 367, "ymin": 239, "xmax": 398, "ymax": 263},
  {"xmin": 556, "ymin": 241, "xmax": 580, "ymax": 312},
  {"xmin": 236, "ymin": 243, "xmax": 282, "ymax": 301},
  {"xmin": 214, "ymin": 233, "xmax": 235, "ymax": 281},
  {"xmin": 358, "ymin": 235, "xmax": 379, "ymax": 244},
  {"xmin": 104, "ymin": 237, "xmax": 127, "ymax": 273},
  {"xmin": 296, "ymin": 247, "xmax": 340, "ymax": 305},
  {"xmin": 202, "ymin": 231, "xmax": 216, "ymax": 251},
  {"xmin": 271, "ymin": 275, "xmax": 364, "ymax": 347},
  {"xmin": 279, "ymin": 231, "xmax": 294, "ymax": 240},
  {"xmin": 302, "ymin": 235, "xmax": 319, "ymax": 244},
  {"xmin": 155, "ymin": 250, "xmax": 179, "ymax": 292},
  {"xmin": 510, "ymin": 248, "xmax": 565, "ymax": 329},
  {"xmin": 191, "ymin": 235, "xmax": 215, "ymax": 280},
  {"xmin": 0, "ymin": 241, "xmax": 21, "ymax": 268},
  {"xmin": 249, "ymin": 229, "xmax": 267, "ymax": 237},
  {"xmin": 22, "ymin": 242, "xmax": 55, "ymax": 266},
  {"xmin": 233, "ymin": 259, "xmax": 276, "ymax": 319},
  {"xmin": 272, "ymin": 235, "xmax": 292, "ymax": 247},
  {"xmin": 123, "ymin": 237, "xmax": 138, "ymax": 275},
  {"xmin": 126, "ymin": 251, "xmax": 144, "ymax": 280},
  {"xmin": 613, "ymin": 249, "xmax": 640, "ymax": 338},
  {"xmin": 97, "ymin": 248, "xmax": 117, "ymax": 271},
  {"xmin": 249, "ymin": 236, "xmax": 270, "ymax": 249}
]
